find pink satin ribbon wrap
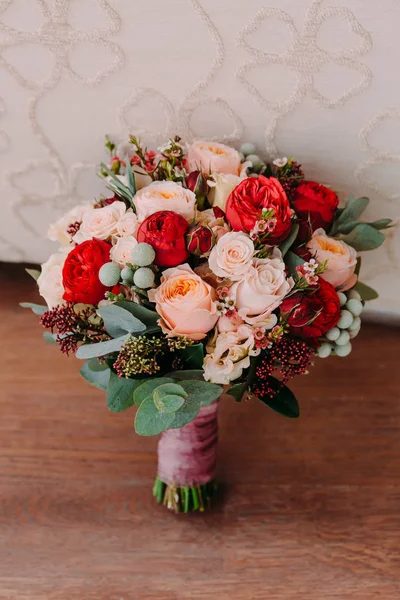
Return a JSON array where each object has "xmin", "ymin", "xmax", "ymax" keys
[{"xmin": 157, "ymin": 400, "xmax": 219, "ymax": 487}]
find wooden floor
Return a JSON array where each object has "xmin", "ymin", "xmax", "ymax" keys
[{"xmin": 1, "ymin": 262, "xmax": 400, "ymax": 600}]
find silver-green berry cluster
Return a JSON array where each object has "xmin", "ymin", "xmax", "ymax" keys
[
  {"xmin": 98, "ymin": 262, "xmax": 121, "ymax": 287},
  {"xmin": 317, "ymin": 290, "xmax": 363, "ymax": 359},
  {"xmin": 121, "ymin": 242, "xmax": 157, "ymax": 290},
  {"xmin": 240, "ymin": 143, "xmax": 265, "ymax": 174}
]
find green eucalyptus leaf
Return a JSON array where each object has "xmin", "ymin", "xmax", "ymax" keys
[
  {"xmin": 80, "ymin": 359, "xmax": 110, "ymax": 391},
  {"xmin": 284, "ymin": 251, "xmax": 305, "ymax": 277},
  {"xmin": 133, "ymin": 377, "xmax": 175, "ymax": 406},
  {"xmin": 180, "ymin": 380, "xmax": 222, "ymax": 407},
  {"xmin": 354, "ymin": 281, "xmax": 379, "ymax": 301},
  {"xmin": 43, "ymin": 331, "xmax": 57, "ymax": 344},
  {"xmin": 169, "ymin": 394, "xmax": 201, "ymax": 429},
  {"xmin": 115, "ymin": 301, "xmax": 160, "ymax": 329},
  {"xmin": 279, "ymin": 224, "xmax": 299, "ymax": 256},
  {"xmin": 165, "ymin": 370, "xmax": 205, "ymax": 381},
  {"xmin": 154, "ymin": 393, "xmax": 185, "ymax": 414},
  {"xmin": 178, "ymin": 343, "xmax": 205, "ymax": 370},
  {"xmin": 228, "ymin": 381, "xmax": 247, "ymax": 403},
  {"xmin": 367, "ymin": 218, "xmax": 394, "ymax": 231},
  {"xmin": 258, "ymin": 377, "xmax": 299, "ymax": 418},
  {"xmin": 97, "ymin": 304, "xmax": 146, "ymax": 337},
  {"xmin": 341, "ymin": 223, "xmax": 385, "ymax": 251},
  {"xmin": 134, "ymin": 395, "xmax": 175, "ymax": 436},
  {"xmin": 355, "ymin": 256, "xmax": 362, "ymax": 276},
  {"xmin": 20, "ymin": 302, "xmax": 48, "ymax": 316},
  {"xmin": 76, "ymin": 334, "xmax": 129, "ymax": 359},
  {"xmin": 125, "ymin": 162, "xmax": 137, "ymax": 196},
  {"xmin": 337, "ymin": 196, "xmax": 369, "ymax": 225},
  {"xmin": 336, "ymin": 220, "xmax": 359, "ymax": 235},
  {"xmin": 107, "ymin": 370, "xmax": 143, "ymax": 412},
  {"xmin": 25, "ymin": 268, "xmax": 41, "ymax": 281}
]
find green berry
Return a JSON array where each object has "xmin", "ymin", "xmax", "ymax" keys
[
  {"xmin": 336, "ymin": 330, "xmax": 350, "ymax": 346},
  {"xmin": 240, "ymin": 143, "xmax": 256, "ymax": 157},
  {"xmin": 131, "ymin": 242, "xmax": 156, "ymax": 267},
  {"xmin": 346, "ymin": 298, "xmax": 363, "ymax": 317},
  {"xmin": 349, "ymin": 327, "xmax": 360, "ymax": 339},
  {"xmin": 326, "ymin": 327, "xmax": 340, "ymax": 341},
  {"xmin": 337, "ymin": 309, "xmax": 353, "ymax": 329},
  {"xmin": 338, "ymin": 292, "xmax": 347, "ymax": 306},
  {"xmin": 120, "ymin": 267, "xmax": 133, "ymax": 284},
  {"xmin": 347, "ymin": 290, "xmax": 361, "ymax": 301},
  {"xmin": 335, "ymin": 342, "xmax": 352, "ymax": 357},
  {"xmin": 246, "ymin": 154, "xmax": 263, "ymax": 169},
  {"xmin": 98, "ymin": 262, "xmax": 121, "ymax": 287},
  {"xmin": 317, "ymin": 343, "xmax": 332, "ymax": 358},
  {"xmin": 239, "ymin": 152, "xmax": 245, "ymax": 162},
  {"xmin": 133, "ymin": 267, "xmax": 155, "ymax": 289},
  {"xmin": 349, "ymin": 316, "xmax": 361, "ymax": 332}
]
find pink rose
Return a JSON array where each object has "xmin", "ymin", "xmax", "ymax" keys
[
  {"xmin": 208, "ymin": 231, "xmax": 254, "ymax": 281},
  {"xmin": 187, "ymin": 140, "xmax": 242, "ymax": 175},
  {"xmin": 109, "ymin": 236, "xmax": 137, "ymax": 268},
  {"xmin": 307, "ymin": 228, "xmax": 358, "ymax": 289},
  {"xmin": 73, "ymin": 201, "xmax": 127, "ymax": 243},
  {"xmin": 148, "ymin": 264, "xmax": 218, "ymax": 340},
  {"xmin": 134, "ymin": 181, "xmax": 196, "ymax": 222}
]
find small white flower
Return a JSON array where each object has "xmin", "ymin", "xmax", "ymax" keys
[{"xmin": 273, "ymin": 157, "xmax": 288, "ymax": 168}]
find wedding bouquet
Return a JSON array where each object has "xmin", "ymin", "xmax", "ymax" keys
[{"xmin": 22, "ymin": 136, "xmax": 392, "ymax": 512}]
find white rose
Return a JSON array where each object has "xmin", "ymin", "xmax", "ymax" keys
[
  {"xmin": 203, "ymin": 324, "xmax": 258, "ymax": 384},
  {"xmin": 37, "ymin": 249, "xmax": 69, "ymax": 308},
  {"xmin": 73, "ymin": 201, "xmax": 127, "ymax": 243},
  {"xmin": 306, "ymin": 228, "xmax": 358, "ymax": 289},
  {"xmin": 208, "ymin": 231, "xmax": 254, "ymax": 281},
  {"xmin": 134, "ymin": 180, "xmax": 196, "ymax": 222},
  {"xmin": 116, "ymin": 209, "xmax": 138, "ymax": 237},
  {"xmin": 47, "ymin": 203, "xmax": 89, "ymax": 246},
  {"xmin": 231, "ymin": 249, "xmax": 294, "ymax": 324},
  {"xmin": 207, "ymin": 162, "xmax": 250, "ymax": 211},
  {"xmin": 110, "ymin": 235, "xmax": 138, "ymax": 268},
  {"xmin": 187, "ymin": 140, "xmax": 242, "ymax": 175}
]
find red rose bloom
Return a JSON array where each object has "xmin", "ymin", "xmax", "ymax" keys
[
  {"xmin": 291, "ymin": 181, "xmax": 339, "ymax": 242},
  {"xmin": 62, "ymin": 238, "xmax": 112, "ymax": 305},
  {"xmin": 186, "ymin": 224, "xmax": 214, "ymax": 256},
  {"xmin": 225, "ymin": 176, "xmax": 292, "ymax": 244},
  {"xmin": 137, "ymin": 211, "xmax": 189, "ymax": 267},
  {"xmin": 281, "ymin": 278, "xmax": 341, "ymax": 345}
]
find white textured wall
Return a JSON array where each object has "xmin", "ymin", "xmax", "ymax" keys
[{"xmin": 0, "ymin": 0, "xmax": 398, "ymax": 315}]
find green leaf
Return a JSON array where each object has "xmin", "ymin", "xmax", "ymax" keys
[
  {"xmin": 169, "ymin": 394, "xmax": 201, "ymax": 429},
  {"xmin": 341, "ymin": 223, "xmax": 385, "ymax": 251},
  {"xmin": 180, "ymin": 380, "xmax": 222, "ymax": 407},
  {"xmin": 178, "ymin": 343, "xmax": 204, "ymax": 370},
  {"xmin": 20, "ymin": 302, "xmax": 48, "ymax": 316},
  {"xmin": 284, "ymin": 251, "xmax": 305, "ymax": 277},
  {"xmin": 80, "ymin": 359, "xmax": 110, "ymax": 391},
  {"xmin": 279, "ymin": 224, "xmax": 299, "ymax": 256},
  {"xmin": 228, "ymin": 381, "xmax": 247, "ymax": 403},
  {"xmin": 76, "ymin": 334, "xmax": 129, "ymax": 359},
  {"xmin": 154, "ymin": 393, "xmax": 185, "ymax": 414},
  {"xmin": 107, "ymin": 370, "xmax": 143, "ymax": 412},
  {"xmin": 134, "ymin": 395, "xmax": 175, "ymax": 436},
  {"xmin": 115, "ymin": 301, "xmax": 160, "ymax": 330},
  {"xmin": 43, "ymin": 331, "xmax": 57, "ymax": 344},
  {"xmin": 125, "ymin": 162, "xmax": 137, "ymax": 196},
  {"xmin": 133, "ymin": 377, "xmax": 175, "ymax": 406},
  {"xmin": 25, "ymin": 268, "xmax": 41, "ymax": 281},
  {"xmin": 258, "ymin": 377, "xmax": 299, "ymax": 418},
  {"xmin": 97, "ymin": 304, "xmax": 146, "ymax": 338},
  {"xmin": 165, "ymin": 370, "xmax": 205, "ymax": 381},
  {"xmin": 355, "ymin": 256, "xmax": 362, "ymax": 276},
  {"xmin": 367, "ymin": 218, "xmax": 394, "ymax": 231},
  {"xmin": 337, "ymin": 196, "xmax": 369, "ymax": 225},
  {"xmin": 354, "ymin": 281, "xmax": 379, "ymax": 301},
  {"xmin": 336, "ymin": 220, "xmax": 359, "ymax": 235}
]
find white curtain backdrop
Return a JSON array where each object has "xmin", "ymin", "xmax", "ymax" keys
[{"xmin": 0, "ymin": 0, "xmax": 398, "ymax": 317}]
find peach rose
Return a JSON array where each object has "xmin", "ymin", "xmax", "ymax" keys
[
  {"xmin": 208, "ymin": 231, "xmax": 254, "ymax": 281},
  {"xmin": 47, "ymin": 203, "xmax": 89, "ymax": 246},
  {"xmin": 147, "ymin": 264, "xmax": 218, "ymax": 340},
  {"xmin": 134, "ymin": 181, "xmax": 196, "ymax": 223},
  {"xmin": 307, "ymin": 228, "xmax": 358, "ymax": 289},
  {"xmin": 203, "ymin": 324, "xmax": 258, "ymax": 384},
  {"xmin": 73, "ymin": 201, "xmax": 127, "ymax": 243},
  {"xmin": 187, "ymin": 140, "xmax": 242, "ymax": 176},
  {"xmin": 38, "ymin": 249, "xmax": 68, "ymax": 308},
  {"xmin": 231, "ymin": 249, "xmax": 294, "ymax": 325},
  {"xmin": 110, "ymin": 235, "xmax": 137, "ymax": 268}
]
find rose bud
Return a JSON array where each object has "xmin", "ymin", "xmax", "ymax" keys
[
  {"xmin": 186, "ymin": 171, "xmax": 209, "ymax": 208},
  {"xmin": 186, "ymin": 224, "xmax": 215, "ymax": 257}
]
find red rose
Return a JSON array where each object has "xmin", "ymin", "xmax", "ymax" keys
[
  {"xmin": 62, "ymin": 238, "xmax": 111, "ymax": 305},
  {"xmin": 186, "ymin": 224, "xmax": 214, "ymax": 256},
  {"xmin": 225, "ymin": 176, "xmax": 292, "ymax": 244},
  {"xmin": 281, "ymin": 278, "xmax": 341, "ymax": 344},
  {"xmin": 291, "ymin": 181, "xmax": 339, "ymax": 242},
  {"xmin": 137, "ymin": 211, "xmax": 189, "ymax": 267}
]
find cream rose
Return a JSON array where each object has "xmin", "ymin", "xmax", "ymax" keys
[
  {"xmin": 307, "ymin": 228, "xmax": 358, "ymax": 289},
  {"xmin": 187, "ymin": 140, "xmax": 242, "ymax": 176},
  {"xmin": 203, "ymin": 324, "xmax": 258, "ymax": 385},
  {"xmin": 208, "ymin": 231, "xmax": 254, "ymax": 281},
  {"xmin": 116, "ymin": 209, "xmax": 138, "ymax": 237},
  {"xmin": 73, "ymin": 201, "xmax": 127, "ymax": 244},
  {"xmin": 37, "ymin": 250, "xmax": 68, "ymax": 308},
  {"xmin": 207, "ymin": 162, "xmax": 250, "ymax": 211},
  {"xmin": 134, "ymin": 181, "xmax": 196, "ymax": 222},
  {"xmin": 231, "ymin": 249, "xmax": 294, "ymax": 325},
  {"xmin": 47, "ymin": 203, "xmax": 89, "ymax": 246},
  {"xmin": 110, "ymin": 236, "xmax": 137, "ymax": 268},
  {"xmin": 147, "ymin": 263, "xmax": 218, "ymax": 340}
]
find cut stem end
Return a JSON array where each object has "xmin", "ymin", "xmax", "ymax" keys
[{"xmin": 153, "ymin": 477, "xmax": 218, "ymax": 513}]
